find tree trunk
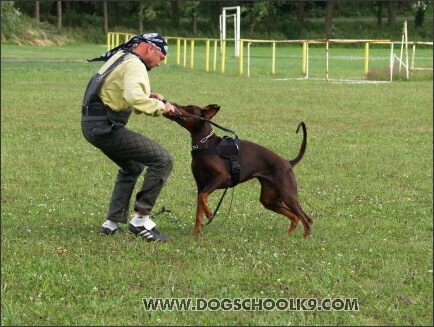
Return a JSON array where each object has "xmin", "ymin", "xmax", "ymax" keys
[
  {"xmin": 324, "ymin": 0, "xmax": 334, "ymax": 34},
  {"xmin": 297, "ymin": 1, "xmax": 305, "ymax": 28},
  {"xmin": 414, "ymin": 3, "xmax": 425, "ymax": 27},
  {"xmin": 210, "ymin": 1, "xmax": 221, "ymax": 27},
  {"xmin": 376, "ymin": 1, "xmax": 382, "ymax": 26},
  {"xmin": 170, "ymin": 1, "xmax": 180, "ymax": 28},
  {"xmin": 103, "ymin": 1, "xmax": 108, "ymax": 34},
  {"xmin": 387, "ymin": 1, "xmax": 395, "ymax": 30},
  {"xmin": 57, "ymin": 1, "xmax": 62, "ymax": 29},
  {"xmin": 138, "ymin": 1, "xmax": 144, "ymax": 34},
  {"xmin": 34, "ymin": 1, "xmax": 40, "ymax": 22},
  {"xmin": 192, "ymin": 7, "xmax": 197, "ymax": 35},
  {"xmin": 65, "ymin": 1, "xmax": 72, "ymax": 29}
]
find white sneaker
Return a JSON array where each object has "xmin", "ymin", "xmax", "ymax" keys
[{"xmin": 99, "ymin": 220, "xmax": 119, "ymax": 236}]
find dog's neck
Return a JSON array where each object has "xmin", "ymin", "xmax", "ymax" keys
[
  {"xmin": 191, "ymin": 130, "xmax": 215, "ymax": 150},
  {"xmin": 190, "ymin": 122, "xmax": 218, "ymax": 150}
]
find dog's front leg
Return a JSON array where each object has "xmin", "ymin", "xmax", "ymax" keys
[{"xmin": 191, "ymin": 191, "xmax": 214, "ymax": 235}]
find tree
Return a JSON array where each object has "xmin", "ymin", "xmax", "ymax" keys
[
  {"xmin": 245, "ymin": 1, "xmax": 276, "ymax": 34},
  {"xmin": 324, "ymin": 0, "xmax": 334, "ymax": 34},
  {"xmin": 376, "ymin": 1, "xmax": 383, "ymax": 25},
  {"xmin": 414, "ymin": 1, "xmax": 427, "ymax": 28},
  {"xmin": 138, "ymin": 1, "xmax": 145, "ymax": 33},
  {"xmin": 1, "ymin": 1, "xmax": 22, "ymax": 32},
  {"xmin": 34, "ymin": 0, "xmax": 39, "ymax": 22},
  {"xmin": 209, "ymin": 1, "xmax": 221, "ymax": 27},
  {"xmin": 192, "ymin": 5, "xmax": 197, "ymax": 35},
  {"xmin": 387, "ymin": 1, "xmax": 396, "ymax": 30},
  {"xmin": 297, "ymin": 1, "xmax": 306, "ymax": 28},
  {"xmin": 182, "ymin": 1, "xmax": 200, "ymax": 35},
  {"xmin": 65, "ymin": 1, "xmax": 72, "ymax": 29},
  {"xmin": 170, "ymin": 1, "xmax": 180, "ymax": 29},
  {"xmin": 56, "ymin": 0, "xmax": 61, "ymax": 29},
  {"xmin": 103, "ymin": 1, "xmax": 108, "ymax": 34}
]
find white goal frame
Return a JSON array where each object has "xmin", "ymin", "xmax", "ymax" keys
[{"xmin": 219, "ymin": 6, "xmax": 240, "ymax": 57}]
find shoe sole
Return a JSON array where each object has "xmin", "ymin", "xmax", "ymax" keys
[
  {"xmin": 99, "ymin": 227, "xmax": 118, "ymax": 236},
  {"xmin": 127, "ymin": 227, "xmax": 169, "ymax": 242}
]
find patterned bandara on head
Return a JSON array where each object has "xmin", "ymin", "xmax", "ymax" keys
[{"xmin": 88, "ymin": 33, "xmax": 168, "ymax": 62}]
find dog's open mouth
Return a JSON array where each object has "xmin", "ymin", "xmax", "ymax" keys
[
  {"xmin": 162, "ymin": 106, "xmax": 185, "ymax": 120},
  {"xmin": 163, "ymin": 104, "xmax": 188, "ymax": 121},
  {"xmin": 172, "ymin": 107, "xmax": 186, "ymax": 120},
  {"xmin": 165, "ymin": 110, "xmax": 186, "ymax": 121}
]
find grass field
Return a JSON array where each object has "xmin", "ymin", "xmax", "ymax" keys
[{"xmin": 1, "ymin": 44, "xmax": 433, "ymax": 326}]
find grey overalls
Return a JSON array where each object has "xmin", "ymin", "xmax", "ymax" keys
[{"xmin": 81, "ymin": 50, "xmax": 173, "ymax": 223}]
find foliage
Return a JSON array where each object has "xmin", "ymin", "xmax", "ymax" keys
[
  {"xmin": 0, "ymin": 1, "xmax": 21, "ymax": 36},
  {"xmin": 1, "ymin": 1, "xmax": 432, "ymax": 45},
  {"xmin": 1, "ymin": 12, "xmax": 69, "ymax": 46},
  {"xmin": 413, "ymin": 1, "xmax": 429, "ymax": 27},
  {"xmin": 1, "ymin": 44, "xmax": 433, "ymax": 326}
]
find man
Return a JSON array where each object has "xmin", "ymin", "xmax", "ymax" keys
[{"xmin": 81, "ymin": 33, "xmax": 177, "ymax": 242}]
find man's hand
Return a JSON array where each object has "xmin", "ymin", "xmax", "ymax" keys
[
  {"xmin": 150, "ymin": 92, "xmax": 164, "ymax": 101},
  {"xmin": 162, "ymin": 102, "xmax": 185, "ymax": 119},
  {"xmin": 163, "ymin": 101, "xmax": 176, "ymax": 115}
]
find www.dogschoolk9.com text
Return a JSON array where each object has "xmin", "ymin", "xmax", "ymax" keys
[{"xmin": 142, "ymin": 298, "xmax": 359, "ymax": 312}]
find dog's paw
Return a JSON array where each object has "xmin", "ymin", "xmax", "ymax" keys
[{"xmin": 204, "ymin": 210, "xmax": 214, "ymax": 220}]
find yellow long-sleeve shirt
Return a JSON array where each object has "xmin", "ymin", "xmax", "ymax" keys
[{"xmin": 97, "ymin": 51, "xmax": 165, "ymax": 116}]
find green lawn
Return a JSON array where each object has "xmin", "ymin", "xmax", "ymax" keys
[{"xmin": 1, "ymin": 44, "xmax": 432, "ymax": 326}]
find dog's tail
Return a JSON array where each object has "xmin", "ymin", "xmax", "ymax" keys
[{"xmin": 289, "ymin": 122, "xmax": 307, "ymax": 167}]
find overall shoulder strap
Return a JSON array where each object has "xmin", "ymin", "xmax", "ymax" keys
[
  {"xmin": 98, "ymin": 51, "xmax": 133, "ymax": 81},
  {"xmin": 82, "ymin": 51, "xmax": 133, "ymax": 110}
]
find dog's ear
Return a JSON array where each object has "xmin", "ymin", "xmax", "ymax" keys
[{"xmin": 202, "ymin": 104, "xmax": 220, "ymax": 119}]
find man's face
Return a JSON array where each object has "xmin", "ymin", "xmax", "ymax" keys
[{"xmin": 144, "ymin": 45, "xmax": 166, "ymax": 69}]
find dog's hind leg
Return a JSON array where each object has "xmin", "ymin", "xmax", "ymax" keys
[
  {"xmin": 270, "ymin": 199, "xmax": 311, "ymax": 239},
  {"xmin": 276, "ymin": 189, "xmax": 312, "ymax": 238},
  {"xmin": 281, "ymin": 204, "xmax": 311, "ymax": 238},
  {"xmin": 279, "ymin": 187, "xmax": 312, "ymax": 238},
  {"xmin": 258, "ymin": 181, "xmax": 300, "ymax": 235},
  {"xmin": 276, "ymin": 171, "xmax": 312, "ymax": 238},
  {"xmin": 259, "ymin": 179, "xmax": 312, "ymax": 238}
]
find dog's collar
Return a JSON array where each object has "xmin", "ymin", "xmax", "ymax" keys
[{"xmin": 192, "ymin": 131, "xmax": 214, "ymax": 150}]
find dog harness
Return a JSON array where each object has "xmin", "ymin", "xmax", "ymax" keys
[{"xmin": 191, "ymin": 136, "xmax": 241, "ymax": 186}]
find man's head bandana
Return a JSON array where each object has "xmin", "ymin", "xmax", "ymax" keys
[{"xmin": 88, "ymin": 33, "xmax": 168, "ymax": 62}]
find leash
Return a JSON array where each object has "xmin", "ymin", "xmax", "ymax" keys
[
  {"xmin": 182, "ymin": 114, "xmax": 238, "ymax": 139},
  {"xmin": 203, "ymin": 187, "xmax": 228, "ymax": 226},
  {"xmin": 150, "ymin": 206, "xmax": 171, "ymax": 219},
  {"xmin": 162, "ymin": 99, "xmax": 238, "ymax": 138},
  {"xmin": 203, "ymin": 187, "xmax": 235, "ymax": 227}
]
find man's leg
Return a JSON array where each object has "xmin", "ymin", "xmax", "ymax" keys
[
  {"xmin": 96, "ymin": 126, "xmax": 173, "ymax": 240},
  {"xmin": 134, "ymin": 153, "xmax": 173, "ymax": 215},
  {"xmin": 128, "ymin": 141, "xmax": 173, "ymax": 242},
  {"xmin": 107, "ymin": 164, "xmax": 144, "ymax": 223}
]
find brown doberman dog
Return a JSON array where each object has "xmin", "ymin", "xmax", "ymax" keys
[{"xmin": 164, "ymin": 103, "xmax": 312, "ymax": 238}]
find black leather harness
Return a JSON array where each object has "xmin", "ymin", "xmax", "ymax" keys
[{"xmin": 191, "ymin": 136, "xmax": 241, "ymax": 186}]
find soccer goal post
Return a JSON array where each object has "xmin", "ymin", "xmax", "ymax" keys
[{"xmin": 219, "ymin": 6, "xmax": 241, "ymax": 57}]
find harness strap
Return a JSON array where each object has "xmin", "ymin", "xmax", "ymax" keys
[
  {"xmin": 191, "ymin": 137, "xmax": 241, "ymax": 186},
  {"xmin": 191, "ymin": 147, "xmax": 220, "ymax": 159},
  {"xmin": 229, "ymin": 155, "xmax": 240, "ymax": 186}
]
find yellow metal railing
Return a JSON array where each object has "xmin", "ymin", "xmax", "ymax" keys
[
  {"xmin": 107, "ymin": 33, "xmax": 432, "ymax": 80},
  {"xmin": 107, "ymin": 32, "xmax": 135, "ymax": 51}
]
